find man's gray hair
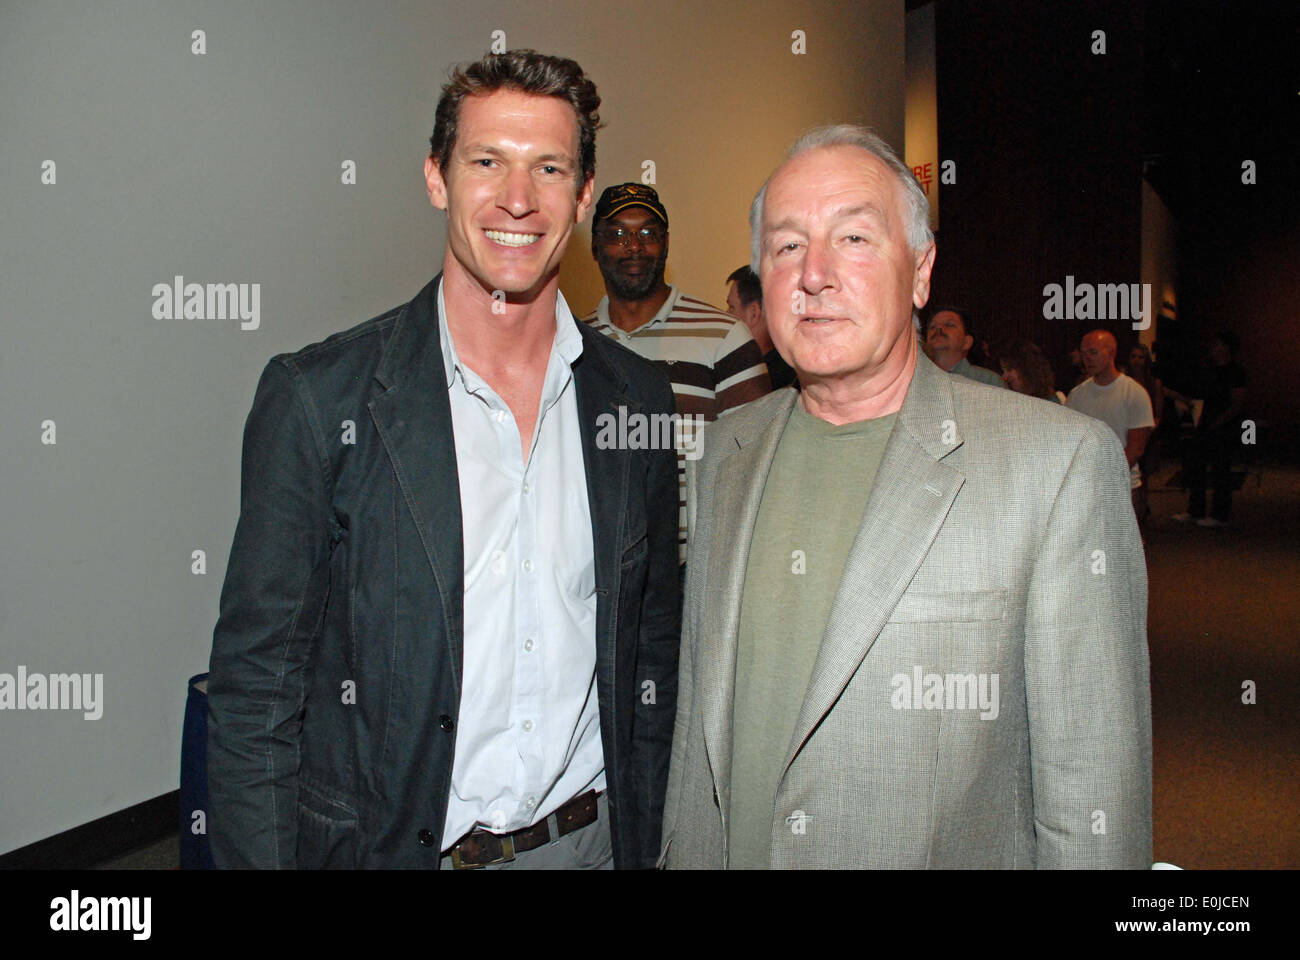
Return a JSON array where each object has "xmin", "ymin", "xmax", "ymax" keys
[{"xmin": 749, "ymin": 124, "xmax": 934, "ymax": 273}]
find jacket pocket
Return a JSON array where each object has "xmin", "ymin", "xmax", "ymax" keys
[
  {"xmin": 620, "ymin": 531, "xmax": 648, "ymax": 568},
  {"xmin": 296, "ymin": 782, "xmax": 359, "ymax": 868},
  {"xmin": 887, "ymin": 589, "xmax": 1006, "ymax": 623}
]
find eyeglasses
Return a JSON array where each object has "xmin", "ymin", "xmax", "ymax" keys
[{"xmin": 596, "ymin": 225, "xmax": 666, "ymax": 248}]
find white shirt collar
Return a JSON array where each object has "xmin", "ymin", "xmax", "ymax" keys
[{"xmin": 437, "ymin": 278, "xmax": 584, "ymax": 389}]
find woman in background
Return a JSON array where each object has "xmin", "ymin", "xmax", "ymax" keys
[
  {"xmin": 1125, "ymin": 343, "xmax": 1164, "ymax": 431},
  {"xmin": 998, "ymin": 338, "xmax": 1064, "ymax": 403}
]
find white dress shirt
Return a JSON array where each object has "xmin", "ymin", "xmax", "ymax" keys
[{"xmin": 437, "ymin": 282, "xmax": 605, "ymax": 849}]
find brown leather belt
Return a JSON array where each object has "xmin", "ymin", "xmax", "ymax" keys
[{"xmin": 446, "ymin": 790, "xmax": 601, "ymax": 869}]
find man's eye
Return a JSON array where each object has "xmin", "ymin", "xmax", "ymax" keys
[
  {"xmin": 542, "ymin": 165, "xmax": 561, "ymax": 175},
  {"xmin": 474, "ymin": 159, "xmax": 494, "ymax": 168}
]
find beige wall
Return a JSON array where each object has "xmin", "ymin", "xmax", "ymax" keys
[
  {"xmin": 555, "ymin": 0, "xmax": 906, "ymax": 312},
  {"xmin": 904, "ymin": 1, "xmax": 939, "ymax": 233}
]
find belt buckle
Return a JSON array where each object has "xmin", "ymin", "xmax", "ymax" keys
[{"xmin": 450, "ymin": 833, "xmax": 516, "ymax": 869}]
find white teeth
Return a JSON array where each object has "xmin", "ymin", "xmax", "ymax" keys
[
  {"xmin": 485, "ymin": 229, "xmax": 540, "ymax": 246},
  {"xmin": 805, "ymin": 317, "xmax": 835, "ymax": 323}
]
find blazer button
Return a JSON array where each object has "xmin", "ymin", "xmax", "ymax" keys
[
  {"xmin": 439, "ymin": 714, "xmax": 454, "ymax": 732},
  {"xmin": 417, "ymin": 829, "xmax": 435, "ymax": 847}
]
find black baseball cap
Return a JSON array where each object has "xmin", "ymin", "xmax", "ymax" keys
[{"xmin": 594, "ymin": 183, "xmax": 668, "ymax": 226}]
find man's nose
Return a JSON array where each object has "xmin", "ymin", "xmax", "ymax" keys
[
  {"xmin": 499, "ymin": 167, "xmax": 538, "ymax": 216},
  {"xmin": 800, "ymin": 236, "xmax": 836, "ymax": 293}
]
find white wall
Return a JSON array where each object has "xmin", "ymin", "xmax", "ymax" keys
[{"xmin": 0, "ymin": 0, "xmax": 903, "ymax": 854}]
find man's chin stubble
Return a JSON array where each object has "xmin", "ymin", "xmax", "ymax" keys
[{"xmin": 605, "ymin": 263, "xmax": 664, "ymax": 302}]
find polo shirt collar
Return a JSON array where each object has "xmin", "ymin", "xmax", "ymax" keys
[{"xmin": 595, "ymin": 284, "xmax": 680, "ymax": 337}]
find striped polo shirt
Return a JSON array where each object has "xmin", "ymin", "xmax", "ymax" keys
[{"xmin": 583, "ymin": 285, "xmax": 772, "ymax": 561}]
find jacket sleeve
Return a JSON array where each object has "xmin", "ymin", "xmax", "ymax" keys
[
  {"xmin": 630, "ymin": 375, "xmax": 683, "ymax": 867},
  {"xmin": 1024, "ymin": 420, "xmax": 1153, "ymax": 868},
  {"xmin": 206, "ymin": 358, "xmax": 335, "ymax": 868}
]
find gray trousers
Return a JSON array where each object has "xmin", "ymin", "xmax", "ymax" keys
[{"xmin": 439, "ymin": 793, "xmax": 614, "ymax": 870}]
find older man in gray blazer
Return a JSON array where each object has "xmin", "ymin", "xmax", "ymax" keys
[{"xmin": 660, "ymin": 125, "xmax": 1152, "ymax": 869}]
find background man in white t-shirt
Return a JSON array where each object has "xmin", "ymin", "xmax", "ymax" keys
[{"xmin": 1067, "ymin": 329, "xmax": 1155, "ymax": 527}]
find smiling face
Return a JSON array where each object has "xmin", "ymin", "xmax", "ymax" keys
[
  {"xmin": 424, "ymin": 89, "xmax": 592, "ymax": 301},
  {"xmin": 591, "ymin": 205, "xmax": 668, "ymax": 301},
  {"xmin": 759, "ymin": 145, "xmax": 935, "ymax": 384}
]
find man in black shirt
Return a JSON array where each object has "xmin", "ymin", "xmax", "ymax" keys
[
  {"xmin": 1171, "ymin": 331, "xmax": 1249, "ymax": 527},
  {"xmin": 725, "ymin": 265, "xmax": 799, "ymax": 391}
]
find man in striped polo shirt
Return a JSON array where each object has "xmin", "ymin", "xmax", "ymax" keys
[{"xmin": 583, "ymin": 183, "xmax": 771, "ymax": 562}]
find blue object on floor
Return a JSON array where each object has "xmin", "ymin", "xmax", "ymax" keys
[{"xmin": 180, "ymin": 672, "xmax": 215, "ymax": 869}]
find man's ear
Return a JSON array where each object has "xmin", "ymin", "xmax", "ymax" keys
[
  {"xmin": 576, "ymin": 176, "xmax": 594, "ymax": 223},
  {"xmin": 911, "ymin": 241, "xmax": 937, "ymax": 308},
  {"xmin": 961, "ymin": 333, "xmax": 974, "ymax": 353},
  {"xmin": 424, "ymin": 156, "xmax": 449, "ymax": 211},
  {"xmin": 744, "ymin": 301, "xmax": 765, "ymax": 333}
]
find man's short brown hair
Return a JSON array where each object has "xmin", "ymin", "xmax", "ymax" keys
[{"xmin": 429, "ymin": 49, "xmax": 602, "ymax": 191}]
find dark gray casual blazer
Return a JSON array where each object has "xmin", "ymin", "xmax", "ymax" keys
[{"xmin": 207, "ymin": 274, "xmax": 681, "ymax": 868}]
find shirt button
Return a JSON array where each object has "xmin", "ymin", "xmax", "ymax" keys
[
  {"xmin": 525, "ymin": 796, "xmax": 537, "ymax": 810},
  {"xmin": 522, "ymin": 719, "xmax": 534, "ymax": 733},
  {"xmin": 496, "ymin": 409, "xmax": 507, "ymax": 423},
  {"xmin": 522, "ymin": 559, "xmax": 534, "ymax": 573},
  {"xmin": 523, "ymin": 638, "xmax": 535, "ymax": 652},
  {"xmin": 522, "ymin": 482, "xmax": 531, "ymax": 495},
  {"xmin": 439, "ymin": 714, "xmax": 454, "ymax": 732}
]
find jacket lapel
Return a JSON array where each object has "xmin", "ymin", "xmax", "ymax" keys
[
  {"xmin": 698, "ymin": 390, "xmax": 798, "ymax": 817},
  {"xmin": 573, "ymin": 323, "xmax": 634, "ymax": 699},
  {"xmin": 781, "ymin": 353, "xmax": 967, "ymax": 776},
  {"xmin": 368, "ymin": 274, "xmax": 466, "ymax": 697}
]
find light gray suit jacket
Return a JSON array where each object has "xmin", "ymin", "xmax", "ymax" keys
[{"xmin": 660, "ymin": 352, "xmax": 1152, "ymax": 869}]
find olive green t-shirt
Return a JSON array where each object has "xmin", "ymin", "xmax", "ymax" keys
[{"xmin": 728, "ymin": 402, "xmax": 897, "ymax": 869}]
